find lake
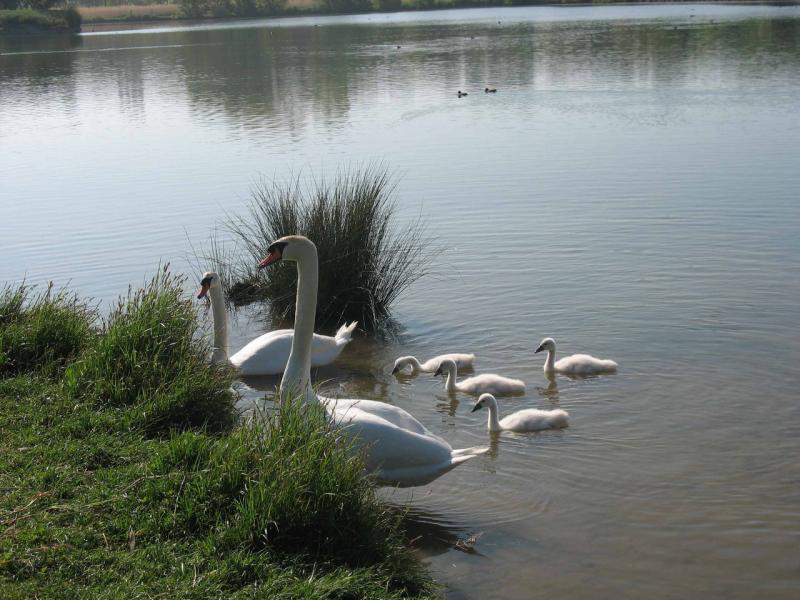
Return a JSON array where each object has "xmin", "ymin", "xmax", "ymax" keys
[{"xmin": 2, "ymin": 4, "xmax": 799, "ymax": 598}]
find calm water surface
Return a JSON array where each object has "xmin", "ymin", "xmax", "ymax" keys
[{"xmin": 2, "ymin": 5, "xmax": 800, "ymax": 598}]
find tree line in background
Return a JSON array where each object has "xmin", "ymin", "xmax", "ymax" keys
[
  {"xmin": 176, "ymin": 0, "xmax": 409, "ymax": 18},
  {"xmin": 0, "ymin": 0, "xmax": 61, "ymax": 9}
]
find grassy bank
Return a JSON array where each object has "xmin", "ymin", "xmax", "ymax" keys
[{"xmin": 0, "ymin": 274, "xmax": 438, "ymax": 598}]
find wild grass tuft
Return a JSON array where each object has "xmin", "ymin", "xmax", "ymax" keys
[
  {"xmin": 148, "ymin": 401, "xmax": 432, "ymax": 585},
  {"xmin": 204, "ymin": 165, "xmax": 433, "ymax": 331},
  {"xmin": 64, "ymin": 267, "xmax": 236, "ymax": 436},
  {"xmin": 143, "ymin": 398, "xmax": 432, "ymax": 595},
  {"xmin": 0, "ymin": 282, "xmax": 95, "ymax": 378}
]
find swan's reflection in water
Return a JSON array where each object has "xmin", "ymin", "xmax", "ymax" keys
[{"xmin": 536, "ymin": 372, "xmax": 560, "ymax": 404}]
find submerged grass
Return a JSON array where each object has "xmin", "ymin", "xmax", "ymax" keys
[
  {"xmin": 0, "ymin": 275, "xmax": 439, "ymax": 598},
  {"xmin": 204, "ymin": 165, "xmax": 433, "ymax": 332}
]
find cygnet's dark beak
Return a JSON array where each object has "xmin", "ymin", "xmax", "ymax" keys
[
  {"xmin": 391, "ymin": 366, "xmax": 399, "ymax": 375},
  {"xmin": 434, "ymin": 366, "xmax": 443, "ymax": 377},
  {"xmin": 471, "ymin": 403, "xmax": 482, "ymax": 413},
  {"xmin": 534, "ymin": 344, "xmax": 545, "ymax": 354}
]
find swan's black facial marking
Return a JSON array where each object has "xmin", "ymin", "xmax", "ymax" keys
[
  {"xmin": 434, "ymin": 365, "xmax": 443, "ymax": 377},
  {"xmin": 197, "ymin": 275, "xmax": 214, "ymax": 299},
  {"xmin": 267, "ymin": 240, "xmax": 289, "ymax": 257},
  {"xmin": 259, "ymin": 240, "xmax": 289, "ymax": 269},
  {"xmin": 534, "ymin": 343, "xmax": 545, "ymax": 354},
  {"xmin": 471, "ymin": 402, "xmax": 483, "ymax": 413},
  {"xmin": 391, "ymin": 366, "xmax": 400, "ymax": 375}
]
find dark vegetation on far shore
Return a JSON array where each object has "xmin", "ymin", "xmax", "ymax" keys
[
  {"xmin": 0, "ymin": 7, "xmax": 81, "ymax": 33},
  {"xmin": 202, "ymin": 166, "xmax": 433, "ymax": 332},
  {"xmin": 0, "ymin": 273, "xmax": 439, "ymax": 598},
  {"xmin": 5, "ymin": 1, "xmax": 797, "ymax": 30}
]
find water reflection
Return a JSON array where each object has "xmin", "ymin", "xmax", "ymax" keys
[
  {"xmin": 3, "ymin": 6, "xmax": 800, "ymax": 599},
  {"xmin": 535, "ymin": 372, "xmax": 560, "ymax": 403},
  {"xmin": 4, "ymin": 9, "xmax": 799, "ymax": 143},
  {"xmin": 394, "ymin": 505, "xmax": 482, "ymax": 559}
]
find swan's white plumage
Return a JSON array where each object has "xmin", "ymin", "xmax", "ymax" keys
[
  {"xmin": 231, "ymin": 322, "xmax": 357, "ymax": 376},
  {"xmin": 472, "ymin": 393, "xmax": 569, "ymax": 433},
  {"xmin": 535, "ymin": 337, "xmax": 617, "ymax": 375},
  {"xmin": 263, "ymin": 236, "xmax": 488, "ymax": 487},
  {"xmin": 435, "ymin": 358, "xmax": 525, "ymax": 396},
  {"xmin": 392, "ymin": 353, "xmax": 475, "ymax": 374},
  {"xmin": 198, "ymin": 271, "xmax": 355, "ymax": 376}
]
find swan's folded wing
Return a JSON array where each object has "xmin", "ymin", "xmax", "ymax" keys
[
  {"xmin": 229, "ymin": 330, "xmax": 294, "ymax": 374},
  {"xmin": 321, "ymin": 396, "xmax": 440, "ymax": 439},
  {"xmin": 332, "ymin": 407, "xmax": 454, "ymax": 470}
]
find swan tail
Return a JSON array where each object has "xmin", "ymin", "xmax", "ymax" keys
[
  {"xmin": 335, "ymin": 321, "xmax": 358, "ymax": 343},
  {"xmin": 451, "ymin": 445, "xmax": 490, "ymax": 458}
]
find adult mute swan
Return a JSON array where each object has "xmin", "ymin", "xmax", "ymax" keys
[
  {"xmin": 434, "ymin": 358, "xmax": 525, "ymax": 396},
  {"xmin": 392, "ymin": 353, "xmax": 475, "ymax": 375},
  {"xmin": 472, "ymin": 393, "xmax": 569, "ymax": 432},
  {"xmin": 197, "ymin": 271, "xmax": 356, "ymax": 376},
  {"xmin": 258, "ymin": 235, "xmax": 488, "ymax": 487},
  {"xmin": 534, "ymin": 337, "xmax": 618, "ymax": 375}
]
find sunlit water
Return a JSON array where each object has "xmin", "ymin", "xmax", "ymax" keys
[{"xmin": 2, "ymin": 5, "xmax": 800, "ymax": 598}]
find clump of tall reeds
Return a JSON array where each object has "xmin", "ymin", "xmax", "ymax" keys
[
  {"xmin": 205, "ymin": 165, "xmax": 433, "ymax": 331},
  {"xmin": 64, "ymin": 267, "xmax": 236, "ymax": 436},
  {"xmin": 0, "ymin": 282, "xmax": 95, "ymax": 378}
]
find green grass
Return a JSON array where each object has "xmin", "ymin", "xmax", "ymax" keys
[
  {"xmin": 64, "ymin": 268, "xmax": 236, "ymax": 436},
  {"xmin": 0, "ymin": 282, "xmax": 95, "ymax": 378},
  {"xmin": 0, "ymin": 275, "xmax": 439, "ymax": 598},
  {"xmin": 204, "ymin": 165, "xmax": 433, "ymax": 332}
]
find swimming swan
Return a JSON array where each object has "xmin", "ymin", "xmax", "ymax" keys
[
  {"xmin": 392, "ymin": 353, "xmax": 475, "ymax": 375},
  {"xmin": 434, "ymin": 358, "xmax": 525, "ymax": 396},
  {"xmin": 534, "ymin": 337, "xmax": 618, "ymax": 375},
  {"xmin": 197, "ymin": 271, "xmax": 356, "ymax": 376},
  {"xmin": 471, "ymin": 393, "xmax": 569, "ymax": 432},
  {"xmin": 258, "ymin": 235, "xmax": 488, "ymax": 487}
]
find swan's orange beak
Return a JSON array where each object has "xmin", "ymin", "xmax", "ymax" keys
[
  {"xmin": 197, "ymin": 282, "xmax": 211, "ymax": 299},
  {"xmin": 258, "ymin": 249, "xmax": 281, "ymax": 269}
]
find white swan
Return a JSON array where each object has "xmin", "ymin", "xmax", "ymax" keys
[
  {"xmin": 434, "ymin": 358, "xmax": 526, "ymax": 396},
  {"xmin": 471, "ymin": 393, "xmax": 569, "ymax": 432},
  {"xmin": 197, "ymin": 271, "xmax": 357, "ymax": 376},
  {"xmin": 258, "ymin": 235, "xmax": 488, "ymax": 487},
  {"xmin": 534, "ymin": 337, "xmax": 618, "ymax": 375},
  {"xmin": 392, "ymin": 353, "xmax": 475, "ymax": 375}
]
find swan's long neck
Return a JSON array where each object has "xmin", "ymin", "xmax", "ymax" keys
[
  {"xmin": 209, "ymin": 285, "xmax": 230, "ymax": 363},
  {"xmin": 544, "ymin": 346, "xmax": 556, "ymax": 372},
  {"xmin": 280, "ymin": 248, "xmax": 319, "ymax": 403},
  {"xmin": 486, "ymin": 399, "xmax": 502, "ymax": 432},
  {"xmin": 444, "ymin": 364, "xmax": 457, "ymax": 392}
]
